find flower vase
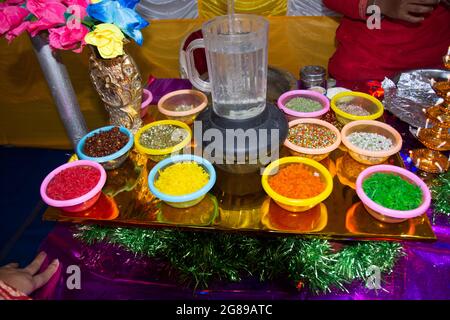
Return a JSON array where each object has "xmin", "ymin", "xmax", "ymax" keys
[
  {"xmin": 31, "ymin": 34, "xmax": 88, "ymax": 147},
  {"xmin": 88, "ymin": 46, "xmax": 143, "ymax": 133}
]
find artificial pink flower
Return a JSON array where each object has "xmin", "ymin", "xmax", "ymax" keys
[
  {"xmin": 63, "ymin": 0, "xmax": 89, "ymax": 6},
  {"xmin": 5, "ymin": 20, "xmax": 30, "ymax": 42},
  {"xmin": 27, "ymin": 1, "xmax": 67, "ymax": 36},
  {"xmin": 26, "ymin": 0, "xmax": 62, "ymax": 13},
  {"xmin": 0, "ymin": 0, "xmax": 26, "ymax": 8},
  {"xmin": 0, "ymin": 6, "xmax": 29, "ymax": 36},
  {"xmin": 48, "ymin": 24, "xmax": 89, "ymax": 53},
  {"xmin": 6, "ymin": 0, "xmax": 27, "ymax": 4}
]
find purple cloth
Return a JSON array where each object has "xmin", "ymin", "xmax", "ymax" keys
[
  {"xmin": 32, "ymin": 223, "xmax": 450, "ymax": 300},
  {"xmin": 145, "ymin": 77, "xmax": 192, "ymax": 105},
  {"xmin": 32, "ymin": 79, "xmax": 450, "ymax": 300}
]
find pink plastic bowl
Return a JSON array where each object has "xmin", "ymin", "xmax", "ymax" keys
[
  {"xmin": 40, "ymin": 160, "xmax": 107, "ymax": 212},
  {"xmin": 356, "ymin": 165, "xmax": 431, "ymax": 223},
  {"xmin": 140, "ymin": 89, "xmax": 153, "ymax": 118},
  {"xmin": 277, "ymin": 90, "xmax": 330, "ymax": 120}
]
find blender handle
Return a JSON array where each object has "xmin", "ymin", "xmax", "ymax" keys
[{"xmin": 185, "ymin": 39, "xmax": 211, "ymax": 92}]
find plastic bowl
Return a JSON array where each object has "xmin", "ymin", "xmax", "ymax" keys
[
  {"xmin": 277, "ymin": 90, "xmax": 330, "ymax": 120},
  {"xmin": 341, "ymin": 120, "xmax": 402, "ymax": 165},
  {"xmin": 284, "ymin": 118, "xmax": 341, "ymax": 161},
  {"xmin": 158, "ymin": 89, "xmax": 208, "ymax": 125},
  {"xmin": 77, "ymin": 126, "xmax": 134, "ymax": 170},
  {"xmin": 140, "ymin": 89, "xmax": 153, "ymax": 118},
  {"xmin": 148, "ymin": 154, "xmax": 216, "ymax": 208},
  {"xmin": 135, "ymin": 120, "xmax": 192, "ymax": 162},
  {"xmin": 261, "ymin": 157, "xmax": 333, "ymax": 212},
  {"xmin": 40, "ymin": 160, "xmax": 107, "ymax": 212},
  {"xmin": 308, "ymin": 86, "xmax": 327, "ymax": 95},
  {"xmin": 331, "ymin": 91, "xmax": 384, "ymax": 125},
  {"xmin": 356, "ymin": 165, "xmax": 431, "ymax": 223},
  {"xmin": 326, "ymin": 87, "xmax": 351, "ymax": 100}
]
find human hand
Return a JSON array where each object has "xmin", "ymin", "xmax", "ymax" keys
[
  {"xmin": 377, "ymin": 0, "xmax": 440, "ymax": 23},
  {"xmin": 0, "ymin": 252, "xmax": 59, "ymax": 295}
]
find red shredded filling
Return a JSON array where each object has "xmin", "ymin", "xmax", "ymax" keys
[{"xmin": 46, "ymin": 166, "xmax": 101, "ymax": 200}]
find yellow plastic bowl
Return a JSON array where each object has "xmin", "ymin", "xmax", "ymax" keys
[
  {"xmin": 134, "ymin": 120, "xmax": 192, "ymax": 162},
  {"xmin": 331, "ymin": 92, "xmax": 384, "ymax": 125},
  {"xmin": 261, "ymin": 157, "xmax": 333, "ymax": 212}
]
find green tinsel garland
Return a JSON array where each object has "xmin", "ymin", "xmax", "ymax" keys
[
  {"xmin": 430, "ymin": 171, "xmax": 450, "ymax": 221},
  {"xmin": 76, "ymin": 226, "xmax": 404, "ymax": 293}
]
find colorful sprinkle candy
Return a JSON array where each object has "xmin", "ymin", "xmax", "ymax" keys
[{"xmin": 288, "ymin": 124, "xmax": 336, "ymax": 149}]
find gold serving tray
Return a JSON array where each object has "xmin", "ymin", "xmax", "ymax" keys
[
  {"xmin": 43, "ymin": 108, "xmax": 436, "ymax": 241},
  {"xmin": 43, "ymin": 141, "xmax": 436, "ymax": 242}
]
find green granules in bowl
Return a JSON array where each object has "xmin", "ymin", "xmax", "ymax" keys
[
  {"xmin": 139, "ymin": 124, "xmax": 188, "ymax": 150},
  {"xmin": 285, "ymin": 97, "xmax": 323, "ymax": 112},
  {"xmin": 363, "ymin": 173, "xmax": 423, "ymax": 211}
]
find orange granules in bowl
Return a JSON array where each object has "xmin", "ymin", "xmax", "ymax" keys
[{"xmin": 268, "ymin": 164, "xmax": 325, "ymax": 199}]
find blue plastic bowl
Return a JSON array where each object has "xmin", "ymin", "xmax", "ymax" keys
[
  {"xmin": 77, "ymin": 126, "xmax": 134, "ymax": 170},
  {"xmin": 148, "ymin": 154, "xmax": 216, "ymax": 208}
]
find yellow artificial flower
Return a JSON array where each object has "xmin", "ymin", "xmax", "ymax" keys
[
  {"xmin": 85, "ymin": 23, "xmax": 125, "ymax": 59},
  {"xmin": 90, "ymin": 0, "xmax": 101, "ymax": 3}
]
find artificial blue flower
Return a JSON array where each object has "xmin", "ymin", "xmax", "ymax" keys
[{"xmin": 87, "ymin": 0, "xmax": 149, "ymax": 46}]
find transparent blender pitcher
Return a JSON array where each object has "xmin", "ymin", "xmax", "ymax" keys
[{"xmin": 186, "ymin": 14, "xmax": 269, "ymax": 120}]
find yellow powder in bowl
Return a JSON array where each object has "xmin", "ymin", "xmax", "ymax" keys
[{"xmin": 155, "ymin": 161, "xmax": 210, "ymax": 196}]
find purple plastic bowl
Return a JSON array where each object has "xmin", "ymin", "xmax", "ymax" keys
[
  {"xmin": 356, "ymin": 165, "xmax": 431, "ymax": 223},
  {"xmin": 40, "ymin": 160, "xmax": 107, "ymax": 212},
  {"xmin": 277, "ymin": 90, "xmax": 330, "ymax": 120}
]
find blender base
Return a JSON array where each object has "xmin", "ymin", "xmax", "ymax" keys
[{"xmin": 195, "ymin": 103, "xmax": 288, "ymax": 174}]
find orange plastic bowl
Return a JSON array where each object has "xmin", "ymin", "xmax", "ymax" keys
[
  {"xmin": 158, "ymin": 89, "xmax": 208, "ymax": 125},
  {"xmin": 284, "ymin": 118, "xmax": 341, "ymax": 161},
  {"xmin": 341, "ymin": 120, "xmax": 402, "ymax": 165}
]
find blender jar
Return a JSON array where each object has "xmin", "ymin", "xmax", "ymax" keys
[{"xmin": 186, "ymin": 14, "xmax": 269, "ymax": 120}]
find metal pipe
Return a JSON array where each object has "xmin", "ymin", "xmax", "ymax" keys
[{"xmin": 30, "ymin": 35, "xmax": 88, "ymax": 148}]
